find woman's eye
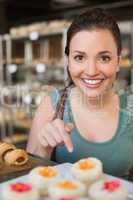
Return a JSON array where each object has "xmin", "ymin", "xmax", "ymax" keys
[
  {"xmin": 74, "ymin": 55, "xmax": 84, "ymax": 62},
  {"xmin": 99, "ymin": 55, "xmax": 111, "ymax": 63}
]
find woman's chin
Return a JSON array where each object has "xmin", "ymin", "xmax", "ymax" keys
[
  {"xmin": 82, "ymin": 88, "xmax": 104, "ymax": 99},
  {"xmin": 79, "ymin": 83, "xmax": 111, "ymax": 99}
]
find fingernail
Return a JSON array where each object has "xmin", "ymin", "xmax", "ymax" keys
[{"xmin": 69, "ymin": 146, "xmax": 73, "ymax": 153}]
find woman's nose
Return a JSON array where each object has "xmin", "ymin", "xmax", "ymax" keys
[{"xmin": 84, "ymin": 60, "xmax": 98, "ymax": 76}]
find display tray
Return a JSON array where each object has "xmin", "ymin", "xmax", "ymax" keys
[
  {"xmin": 0, "ymin": 163, "xmax": 133, "ymax": 200},
  {"xmin": 0, "ymin": 155, "xmax": 41, "ymax": 175},
  {"xmin": 0, "ymin": 154, "xmax": 55, "ymax": 183}
]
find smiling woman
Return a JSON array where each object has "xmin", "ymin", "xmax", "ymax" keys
[
  {"xmin": 68, "ymin": 29, "xmax": 119, "ymax": 99},
  {"xmin": 27, "ymin": 8, "xmax": 133, "ymax": 178}
]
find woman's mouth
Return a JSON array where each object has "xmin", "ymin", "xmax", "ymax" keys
[{"xmin": 82, "ymin": 78, "xmax": 104, "ymax": 88}]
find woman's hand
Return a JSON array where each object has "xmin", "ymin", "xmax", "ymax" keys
[
  {"xmin": 38, "ymin": 118, "xmax": 74, "ymax": 152},
  {"xmin": 27, "ymin": 94, "xmax": 74, "ymax": 158}
]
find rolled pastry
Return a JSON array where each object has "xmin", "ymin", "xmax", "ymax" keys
[
  {"xmin": 4, "ymin": 149, "xmax": 29, "ymax": 166},
  {"xmin": 0, "ymin": 142, "xmax": 16, "ymax": 162}
]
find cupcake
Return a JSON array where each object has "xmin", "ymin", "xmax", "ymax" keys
[
  {"xmin": 88, "ymin": 179, "xmax": 128, "ymax": 200},
  {"xmin": 2, "ymin": 182, "xmax": 39, "ymax": 200},
  {"xmin": 48, "ymin": 179, "xmax": 86, "ymax": 200},
  {"xmin": 29, "ymin": 166, "xmax": 61, "ymax": 196},
  {"xmin": 71, "ymin": 157, "xmax": 103, "ymax": 185}
]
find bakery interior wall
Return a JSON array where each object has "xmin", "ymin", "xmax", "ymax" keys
[{"xmin": 0, "ymin": 0, "xmax": 133, "ymax": 148}]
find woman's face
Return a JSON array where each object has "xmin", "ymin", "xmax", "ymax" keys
[{"xmin": 68, "ymin": 29, "xmax": 120, "ymax": 98}]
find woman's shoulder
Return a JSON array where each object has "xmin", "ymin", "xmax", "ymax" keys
[
  {"xmin": 48, "ymin": 85, "xmax": 73, "ymax": 106},
  {"xmin": 119, "ymin": 89, "xmax": 133, "ymax": 129},
  {"xmin": 33, "ymin": 86, "xmax": 57, "ymax": 118},
  {"xmin": 30, "ymin": 86, "xmax": 59, "ymax": 132},
  {"xmin": 47, "ymin": 86, "xmax": 61, "ymax": 109},
  {"xmin": 120, "ymin": 89, "xmax": 133, "ymax": 111},
  {"xmin": 34, "ymin": 86, "xmax": 60, "ymax": 118}
]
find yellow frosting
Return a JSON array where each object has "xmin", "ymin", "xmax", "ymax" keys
[
  {"xmin": 39, "ymin": 167, "xmax": 57, "ymax": 177},
  {"xmin": 78, "ymin": 159, "xmax": 96, "ymax": 170},
  {"xmin": 57, "ymin": 181, "xmax": 77, "ymax": 189}
]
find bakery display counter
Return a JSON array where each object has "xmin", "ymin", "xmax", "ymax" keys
[
  {"xmin": 0, "ymin": 154, "xmax": 56, "ymax": 183},
  {"xmin": 0, "ymin": 141, "xmax": 56, "ymax": 183}
]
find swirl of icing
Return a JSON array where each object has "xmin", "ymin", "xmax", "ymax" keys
[
  {"xmin": 103, "ymin": 180, "xmax": 121, "ymax": 192},
  {"xmin": 10, "ymin": 182, "xmax": 32, "ymax": 193}
]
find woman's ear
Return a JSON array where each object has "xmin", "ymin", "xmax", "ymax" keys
[
  {"xmin": 116, "ymin": 55, "xmax": 121, "ymax": 72},
  {"xmin": 118, "ymin": 55, "xmax": 121, "ymax": 63},
  {"xmin": 116, "ymin": 65, "xmax": 120, "ymax": 72},
  {"xmin": 65, "ymin": 55, "xmax": 68, "ymax": 66}
]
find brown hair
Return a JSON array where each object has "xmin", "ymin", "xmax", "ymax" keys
[{"xmin": 65, "ymin": 7, "xmax": 121, "ymax": 56}]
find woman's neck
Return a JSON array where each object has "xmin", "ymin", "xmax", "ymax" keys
[{"xmin": 76, "ymin": 87, "xmax": 117, "ymax": 111}]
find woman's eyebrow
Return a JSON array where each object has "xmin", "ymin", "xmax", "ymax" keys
[
  {"xmin": 73, "ymin": 50, "xmax": 86, "ymax": 54},
  {"xmin": 98, "ymin": 51, "xmax": 112, "ymax": 55},
  {"xmin": 73, "ymin": 50, "xmax": 112, "ymax": 56}
]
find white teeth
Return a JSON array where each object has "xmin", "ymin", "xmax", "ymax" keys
[{"xmin": 83, "ymin": 79, "xmax": 102, "ymax": 85}]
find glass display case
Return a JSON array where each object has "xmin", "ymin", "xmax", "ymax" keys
[
  {"xmin": 0, "ymin": 20, "xmax": 70, "ymax": 145},
  {"xmin": 114, "ymin": 21, "xmax": 133, "ymax": 92}
]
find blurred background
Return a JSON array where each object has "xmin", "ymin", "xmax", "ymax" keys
[{"xmin": 0, "ymin": 0, "xmax": 133, "ymax": 149}]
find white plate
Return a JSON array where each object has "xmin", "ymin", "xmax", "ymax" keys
[{"xmin": 0, "ymin": 163, "xmax": 133, "ymax": 200}]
